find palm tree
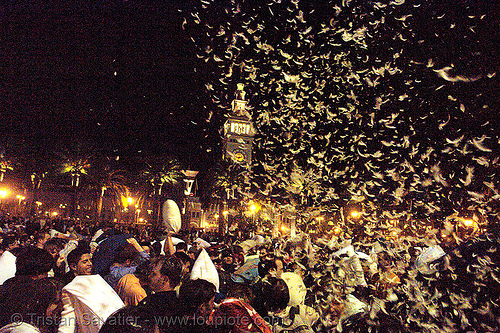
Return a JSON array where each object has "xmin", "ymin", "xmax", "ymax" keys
[
  {"xmin": 12, "ymin": 143, "xmax": 57, "ymax": 216},
  {"xmin": 88, "ymin": 156, "xmax": 127, "ymax": 222},
  {"xmin": 0, "ymin": 150, "xmax": 13, "ymax": 182},
  {"xmin": 57, "ymin": 144, "xmax": 94, "ymax": 219},
  {"xmin": 141, "ymin": 156, "xmax": 183, "ymax": 226}
]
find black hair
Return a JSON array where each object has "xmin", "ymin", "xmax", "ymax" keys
[
  {"xmin": 134, "ymin": 260, "xmax": 153, "ymax": 285},
  {"xmin": 174, "ymin": 251, "xmax": 192, "ymax": 265},
  {"xmin": 15, "ymin": 247, "xmax": 54, "ymax": 277},
  {"xmin": 114, "ymin": 243, "xmax": 139, "ymax": 264},
  {"xmin": 258, "ymin": 258, "xmax": 278, "ymax": 278},
  {"xmin": 0, "ymin": 233, "xmax": 19, "ymax": 251},
  {"xmin": 67, "ymin": 245, "xmax": 91, "ymax": 268},
  {"xmin": 100, "ymin": 305, "xmax": 158, "ymax": 333},
  {"xmin": 261, "ymin": 277, "xmax": 289, "ymax": 312},
  {"xmin": 0, "ymin": 277, "xmax": 63, "ymax": 329},
  {"xmin": 151, "ymin": 241, "xmax": 161, "ymax": 257},
  {"xmin": 176, "ymin": 241, "xmax": 188, "ymax": 252},
  {"xmin": 178, "ymin": 279, "xmax": 216, "ymax": 316},
  {"xmin": 43, "ymin": 237, "xmax": 66, "ymax": 254},
  {"xmin": 154, "ymin": 255, "xmax": 183, "ymax": 288}
]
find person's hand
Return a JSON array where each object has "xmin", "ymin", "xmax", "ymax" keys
[
  {"xmin": 127, "ymin": 238, "xmax": 144, "ymax": 252},
  {"xmin": 56, "ymin": 256, "xmax": 65, "ymax": 267}
]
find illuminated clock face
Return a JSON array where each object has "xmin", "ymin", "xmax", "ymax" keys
[
  {"xmin": 230, "ymin": 121, "xmax": 251, "ymax": 135},
  {"xmin": 233, "ymin": 151, "xmax": 245, "ymax": 162}
]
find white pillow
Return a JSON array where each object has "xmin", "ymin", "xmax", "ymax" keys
[
  {"xmin": 281, "ymin": 272, "xmax": 307, "ymax": 306},
  {"xmin": 162, "ymin": 200, "xmax": 182, "ymax": 233},
  {"xmin": 190, "ymin": 249, "xmax": 219, "ymax": 291}
]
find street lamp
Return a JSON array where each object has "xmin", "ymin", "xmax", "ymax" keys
[
  {"xmin": 0, "ymin": 188, "xmax": 9, "ymax": 212},
  {"xmin": 0, "ymin": 188, "xmax": 9, "ymax": 199},
  {"xmin": 222, "ymin": 210, "xmax": 229, "ymax": 234},
  {"xmin": 135, "ymin": 208, "xmax": 141, "ymax": 224},
  {"xmin": 350, "ymin": 210, "xmax": 362, "ymax": 219},
  {"xmin": 16, "ymin": 195, "xmax": 26, "ymax": 205},
  {"xmin": 35, "ymin": 201, "xmax": 42, "ymax": 215},
  {"xmin": 248, "ymin": 201, "xmax": 261, "ymax": 231}
]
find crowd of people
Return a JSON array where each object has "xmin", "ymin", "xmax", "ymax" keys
[{"xmin": 1, "ymin": 215, "xmax": 499, "ymax": 333}]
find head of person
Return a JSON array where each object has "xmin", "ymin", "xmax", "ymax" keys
[
  {"xmin": 179, "ymin": 279, "xmax": 216, "ymax": 319},
  {"xmin": 0, "ymin": 277, "xmax": 63, "ymax": 331},
  {"xmin": 114, "ymin": 243, "xmax": 139, "ymax": 267},
  {"xmin": 100, "ymin": 304, "xmax": 159, "ymax": 333},
  {"xmin": 175, "ymin": 241, "xmax": 188, "ymax": 253},
  {"xmin": 258, "ymin": 257, "xmax": 278, "ymax": 278},
  {"xmin": 0, "ymin": 233, "xmax": 20, "ymax": 253},
  {"xmin": 67, "ymin": 246, "xmax": 93, "ymax": 276},
  {"xmin": 134, "ymin": 260, "xmax": 153, "ymax": 289},
  {"xmin": 140, "ymin": 241, "xmax": 153, "ymax": 257},
  {"xmin": 35, "ymin": 230, "xmax": 51, "ymax": 249},
  {"xmin": 260, "ymin": 277, "xmax": 289, "ymax": 314},
  {"xmin": 174, "ymin": 251, "xmax": 193, "ymax": 277},
  {"xmin": 15, "ymin": 247, "xmax": 54, "ymax": 279},
  {"xmin": 43, "ymin": 237, "xmax": 65, "ymax": 259},
  {"xmin": 187, "ymin": 246, "xmax": 200, "ymax": 261},
  {"xmin": 148, "ymin": 255, "xmax": 182, "ymax": 292},
  {"xmin": 377, "ymin": 251, "xmax": 394, "ymax": 271}
]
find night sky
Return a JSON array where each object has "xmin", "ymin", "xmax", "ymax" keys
[
  {"xmin": 1, "ymin": 0, "xmax": 214, "ymax": 170},
  {"xmin": 1, "ymin": 0, "xmax": 500, "ymax": 210}
]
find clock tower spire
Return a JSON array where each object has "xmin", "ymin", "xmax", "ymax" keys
[{"xmin": 223, "ymin": 83, "xmax": 255, "ymax": 164}]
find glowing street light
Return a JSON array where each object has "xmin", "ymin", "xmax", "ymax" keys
[
  {"xmin": 248, "ymin": 201, "xmax": 261, "ymax": 228},
  {"xmin": 16, "ymin": 195, "xmax": 26, "ymax": 205},
  {"xmin": 121, "ymin": 195, "xmax": 135, "ymax": 208},
  {"xmin": 462, "ymin": 219, "xmax": 474, "ymax": 227},
  {"xmin": 350, "ymin": 210, "xmax": 362, "ymax": 219},
  {"xmin": 0, "ymin": 188, "xmax": 9, "ymax": 199}
]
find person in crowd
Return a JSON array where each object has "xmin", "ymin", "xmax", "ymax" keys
[
  {"xmin": 59, "ymin": 245, "xmax": 93, "ymax": 285},
  {"xmin": 0, "ymin": 233, "xmax": 20, "ymax": 285},
  {"xmin": 138, "ymin": 255, "xmax": 183, "ymax": 317},
  {"xmin": 0, "ymin": 277, "xmax": 63, "ymax": 333},
  {"xmin": 187, "ymin": 245, "xmax": 200, "ymax": 262},
  {"xmin": 253, "ymin": 276, "xmax": 319, "ymax": 333},
  {"xmin": 175, "ymin": 241, "xmax": 188, "ymax": 254},
  {"xmin": 44, "ymin": 237, "xmax": 67, "ymax": 278},
  {"xmin": 34, "ymin": 230, "xmax": 51, "ymax": 249},
  {"xmin": 116, "ymin": 260, "xmax": 151, "ymax": 306},
  {"xmin": 173, "ymin": 279, "xmax": 217, "ymax": 333},
  {"xmin": 139, "ymin": 240, "xmax": 154, "ymax": 257},
  {"xmin": 174, "ymin": 250, "xmax": 193, "ymax": 283},
  {"xmin": 12, "ymin": 246, "xmax": 55, "ymax": 281},
  {"xmin": 231, "ymin": 254, "xmax": 270, "ymax": 285},
  {"xmin": 104, "ymin": 237, "xmax": 150, "ymax": 290},
  {"xmin": 58, "ymin": 246, "xmax": 124, "ymax": 333},
  {"xmin": 99, "ymin": 304, "xmax": 159, "ymax": 333},
  {"xmin": 210, "ymin": 280, "xmax": 272, "ymax": 333}
]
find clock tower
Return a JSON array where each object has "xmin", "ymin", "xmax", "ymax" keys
[{"xmin": 223, "ymin": 84, "xmax": 255, "ymax": 164}]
